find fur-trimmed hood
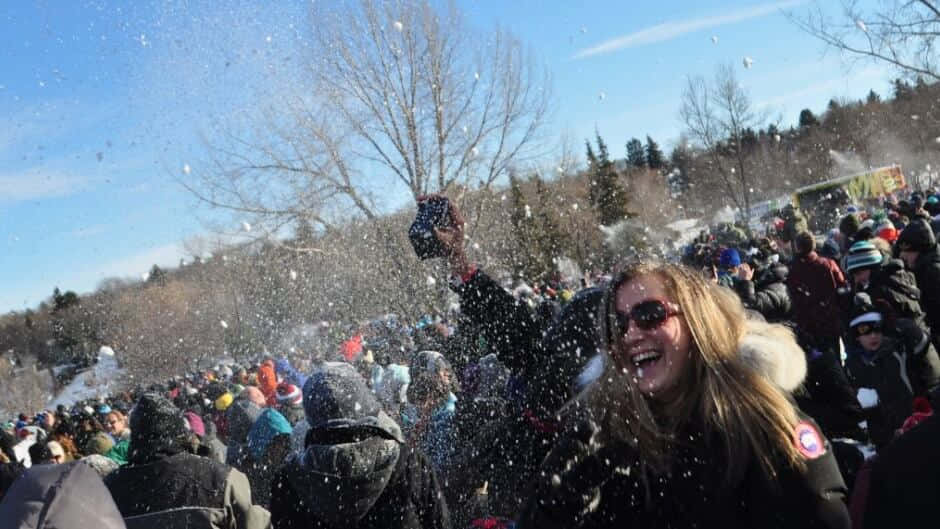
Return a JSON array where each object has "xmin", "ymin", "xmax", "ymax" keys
[{"xmin": 736, "ymin": 319, "xmax": 807, "ymax": 392}]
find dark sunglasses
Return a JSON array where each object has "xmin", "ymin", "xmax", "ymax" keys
[
  {"xmin": 614, "ymin": 299, "xmax": 681, "ymax": 336},
  {"xmin": 854, "ymin": 322, "xmax": 882, "ymax": 336}
]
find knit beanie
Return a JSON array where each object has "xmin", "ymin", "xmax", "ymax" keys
[
  {"xmin": 877, "ymin": 223, "xmax": 898, "ymax": 243},
  {"xmin": 839, "ymin": 214, "xmax": 860, "ymax": 239},
  {"xmin": 845, "ymin": 241, "xmax": 883, "ymax": 273},
  {"xmin": 719, "ymin": 248, "xmax": 741, "ymax": 268},
  {"xmin": 84, "ymin": 432, "xmax": 114, "ymax": 456},
  {"xmin": 898, "ymin": 218, "xmax": 937, "ymax": 252},
  {"xmin": 214, "ymin": 392, "xmax": 234, "ymax": 411},
  {"xmin": 275, "ymin": 383, "xmax": 302, "ymax": 406}
]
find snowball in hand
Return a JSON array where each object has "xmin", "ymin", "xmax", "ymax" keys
[{"xmin": 857, "ymin": 387, "xmax": 879, "ymax": 409}]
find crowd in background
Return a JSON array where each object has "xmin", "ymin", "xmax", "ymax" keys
[{"xmin": 2, "ymin": 191, "xmax": 940, "ymax": 528}]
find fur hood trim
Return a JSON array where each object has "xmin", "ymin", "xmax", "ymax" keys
[{"xmin": 737, "ymin": 320, "xmax": 807, "ymax": 392}]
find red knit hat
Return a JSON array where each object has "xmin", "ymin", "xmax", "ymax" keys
[
  {"xmin": 276, "ymin": 382, "xmax": 302, "ymax": 406},
  {"xmin": 901, "ymin": 396, "xmax": 933, "ymax": 434}
]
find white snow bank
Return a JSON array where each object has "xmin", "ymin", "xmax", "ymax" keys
[{"xmin": 49, "ymin": 350, "xmax": 125, "ymax": 409}]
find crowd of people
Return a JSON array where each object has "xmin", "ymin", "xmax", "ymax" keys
[{"xmin": 2, "ymin": 191, "xmax": 940, "ymax": 528}]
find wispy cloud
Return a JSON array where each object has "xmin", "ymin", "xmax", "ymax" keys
[
  {"xmin": 573, "ymin": 0, "xmax": 806, "ymax": 59},
  {"xmin": 0, "ymin": 170, "xmax": 88, "ymax": 203}
]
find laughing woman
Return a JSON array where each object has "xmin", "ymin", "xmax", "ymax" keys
[{"xmin": 517, "ymin": 262, "xmax": 850, "ymax": 529}]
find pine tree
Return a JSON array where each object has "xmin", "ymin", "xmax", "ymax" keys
[
  {"xmin": 798, "ymin": 109, "xmax": 819, "ymax": 128},
  {"xmin": 587, "ymin": 132, "xmax": 630, "ymax": 226},
  {"xmin": 533, "ymin": 174, "xmax": 570, "ymax": 278},
  {"xmin": 866, "ymin": 89, "xmax": 881, "ymax": 104},
  {"xmin": 645, "ymin": 136, "xmax": 665, "ymax": 170},
  {"xmin": 508, "ymin": 173, "xmax": 539, "ymax": 279},
  {"xmin": 147, "ymin": 264, "xmax": 168, "ymax": 286},
  {"xmin": 626, "ymin": 138, "xmax": 646, "ymax": 168},
  {"xmin": 668, "ymin": 145, "xmax": 692, "ymax": 197}
]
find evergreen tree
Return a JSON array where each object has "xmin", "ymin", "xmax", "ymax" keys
[
  {"xmin": 893, "ymin": 78, "xmax": 914, "ymax": 101},
  {"xmin": 798, "ymin": 109, "xmax": 819, "ymax": 128},
  {"xmin": 587, "ymin": 132, "xmax": 630, "ymax": 226},
  {"xmin": 626, "ymin": 138, "xmax": 646, "ymax": 168},
  {"xmin": 866, "ymin": 89, "xmax": 881, "ymax": 104},
  {"xmin": 147, "ymin": 264, "xmax": 168, "ymax": 286},
  {"xmin": 533, "ymin": 174, "xmax": 570, "ymax": 278},
  {"xmin": 668, "ymin": 144, "xmax": 692, "ymax": 197},
  {"xmin": 645, "ymin": 136, "xmax": 665, "ymax": 170},
  {"xmin": 508, "ymin": 173, "xmax": 539, "ymax": 279}
]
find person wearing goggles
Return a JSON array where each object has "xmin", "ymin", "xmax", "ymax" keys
[{"xmin": 844, "ymin": 294, "xmax": 940, "ymax": 449}]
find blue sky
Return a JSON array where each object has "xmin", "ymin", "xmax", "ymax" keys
[{"xmin": 0, "ymin": 0, "xmax": 893, "ymax": 312}]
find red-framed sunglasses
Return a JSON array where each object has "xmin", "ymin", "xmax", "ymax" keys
[{"xmin": 613, "ymin": 299, "xmax": 681, "ymax": 336}]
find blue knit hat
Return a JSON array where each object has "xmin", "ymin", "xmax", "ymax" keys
[
  {"xmin": 719, "ymin": 248, "xmax": 741, "ymax": 268},
  {"xmin": 845, "ymin": 241, "xmax": 883, "ymax": 273}
]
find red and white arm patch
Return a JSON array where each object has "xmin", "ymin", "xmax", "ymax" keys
[{"xmin": 793, "ymin": 420, "xmax": 826, "ymax": 459}]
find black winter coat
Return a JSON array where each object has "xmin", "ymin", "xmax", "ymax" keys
[
  {"xmin": 270, "ymin": 438, "xmax": 450, "ymax": 529},
  {"xmin": 446, "ymin": 270, "xmax": 602, "ymax": 518},
  {"xmin": 795, "ymin": 349, "xmax": 866, "ymax": 442},
  {"xmin": 844, "ymin": 319, "xmax": 940, "ymax": 447},
  {"xmin": 855, "ymin": 258, "xmax": 927, "ymax": 331},
  {"xmin": 861, "ymin": 413, "xmax": 940, "ymax": 528},
  {"xmin": 105, "ymin": 452, "xmax": 270, "ymax": 529},
  {"xmin": 910, "ymin": 244, "xmax": 940, "ymax": 334},
  {"xmin": 517, "ymin": 411, "xmax": 850, "ymax": 529},
  {"xmin": 734, "ymin": 262, "xmax": 792, "ymax": 323}
]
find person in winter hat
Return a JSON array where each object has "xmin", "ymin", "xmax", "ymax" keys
[
  {"xmin": 517, "ymin": 261, "xmax": 848, "ymax": 529},
  {"xmin": 899, "ymin": 396, "xmax": 933, "ymax": 434},
  {"xmin": 403, "ymin": 351, "xmax": 460, "ymax": 471},
  {"xmin": 844, "ymin": 240, "xmax": 927, "ymax": 332},
  {"xmin": 275, "ymin": 382, "xmax": 305, "ymax": 426},
  {"xmin": 731, "ymin": 249, "xmax": 791, "ymax": 324},
  {"xmin": 105, "ymin": 393, "xmax": 270, "ymax": 529},
  {"xmin": 897, "ymin": 218, "xmax": 940, "ymax": 338},
  {"xmin": 240, "ymin": 408, "xmax": 292, "ymax": 508},
  {"xmin": 716, "ymin": 247, "xmax": 742, "ymax": 289},
  {"xmin": 787, "ymin": 231, "xmax": 848, "ymax": 353},
  {"xmin": 843, "ymin": 293, "xmax": 940, "ymax": 448},
  {"xmin": 0, "ymin": 460, "xmax": 127, "ymax": 529},
  {"xmin": 240, "ymin": 385, "xmax": 268, "ymax": 408},
  {"xmin": 269, "ymin": 362, "xmax": 451, "ymax": 529},
  {"xmin": 225, "ymin": 397, "xmax": 264, "ymax": 468}
]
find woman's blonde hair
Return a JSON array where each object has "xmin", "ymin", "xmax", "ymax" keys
[{"xmin": 585, "ymin": 261, "xmax": 804, "ymax": 487}]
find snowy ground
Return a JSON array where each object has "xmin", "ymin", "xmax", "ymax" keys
[{"xmin": 49, "ymin": 348, "xmax": 125, "ymax": 409}]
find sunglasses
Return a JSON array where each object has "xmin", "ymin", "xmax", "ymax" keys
[
  {"xmin": 854, "ymin": 322, "xmax": 882, "ymax": 337},
  {"xmin": 613, "ymin": 299, "xmax": 681, "ymax": 337}
]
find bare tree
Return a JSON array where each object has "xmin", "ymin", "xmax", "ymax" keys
[
  {"xmin": 679, "ymin": 64, "xmax": 767, "ymax": 219},
  {"xmin": 792, "ymin": 0, "xmax": 940, "ymax": 81},
  {"xmin": 183, "ymin": 0, "xmax": 551, "ymax": 240}
]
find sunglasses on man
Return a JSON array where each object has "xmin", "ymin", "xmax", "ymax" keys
[{"xmin": 614, "ymin": 299, "xmax": 681, "ymax": 337}]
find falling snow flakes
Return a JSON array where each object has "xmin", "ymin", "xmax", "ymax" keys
[
  {"xmin": 393, "ymin": 21, "xmax": 404, "ymax": 32},
  {"xmin": 855, "ymin": 20, "xmax": 867, "ymax": 32},
  {"xmin": 711, "ymin": 36, "xmax": 719, "ymax": 44},
  {"xmin": 289, "ymin": 269, "xmax": 298, "ymax": 280},
  {"xmin": 242, "ymin": 221, "xmax": 252, "ymax": 232},
  {"xmin": 220, "ymin": 320, "xmax": 229, "ymax": 329},
  {"xmin": 598, "ymin": 91, "xmax": 606, "ymax": 101},
  {"xmin": 474, "ymin": 72, "xmax": 480, "ymax": 80},
  {"xmin": 524, "ymin": 204, "xmax": 532, "ymax": 218},
  {"xmin": 426, "ymin": 275, "xmax": 437, "ymax": 287},
  {"xmin": 139, "ymin": 34, "xmax": 149, "ymax": 47},
  {"xmin": 742, "ymin": 57, "xmax": 754, "ymax": 69},
  {"xmin": 183, "ymin": 163, "xmax": 192, "ymax": 175}
]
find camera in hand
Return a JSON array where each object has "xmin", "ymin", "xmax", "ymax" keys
[{"xmin": 409, "ymin": 196, "xmax": 452, "ymax": 260}]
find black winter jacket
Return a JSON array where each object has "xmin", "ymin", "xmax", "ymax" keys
[
  {"xmin": 734, "ymin": 262, "xmax": 792, "ymax": 323},
  {"xmin": 861, "ymin": 413, "xmax": 940, "ymax": 528},
  {"xmin": 270, "ymin": 437, "xmax": 450, "ymax": 529},
  {"xmin": 854, "ymin": 258, "xmax": 927, "ymax": 331},
  {"xmin": 446, "ymin": 271, "xmax": 602, "ymax": 518},
  {"xmin": 517, "ymin": 410, "xmax": 850, "ymax": 529},
  {"xmin": 910, "ymin": 244, "xmax": 940, "ymax": 334},
  {"xmin": 844, "ymin": 318, "xmax": 940, "ymax": 447},
  {"xmin": 105, "ymin": 452, "xmax": 270, "ymax": 529}
]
